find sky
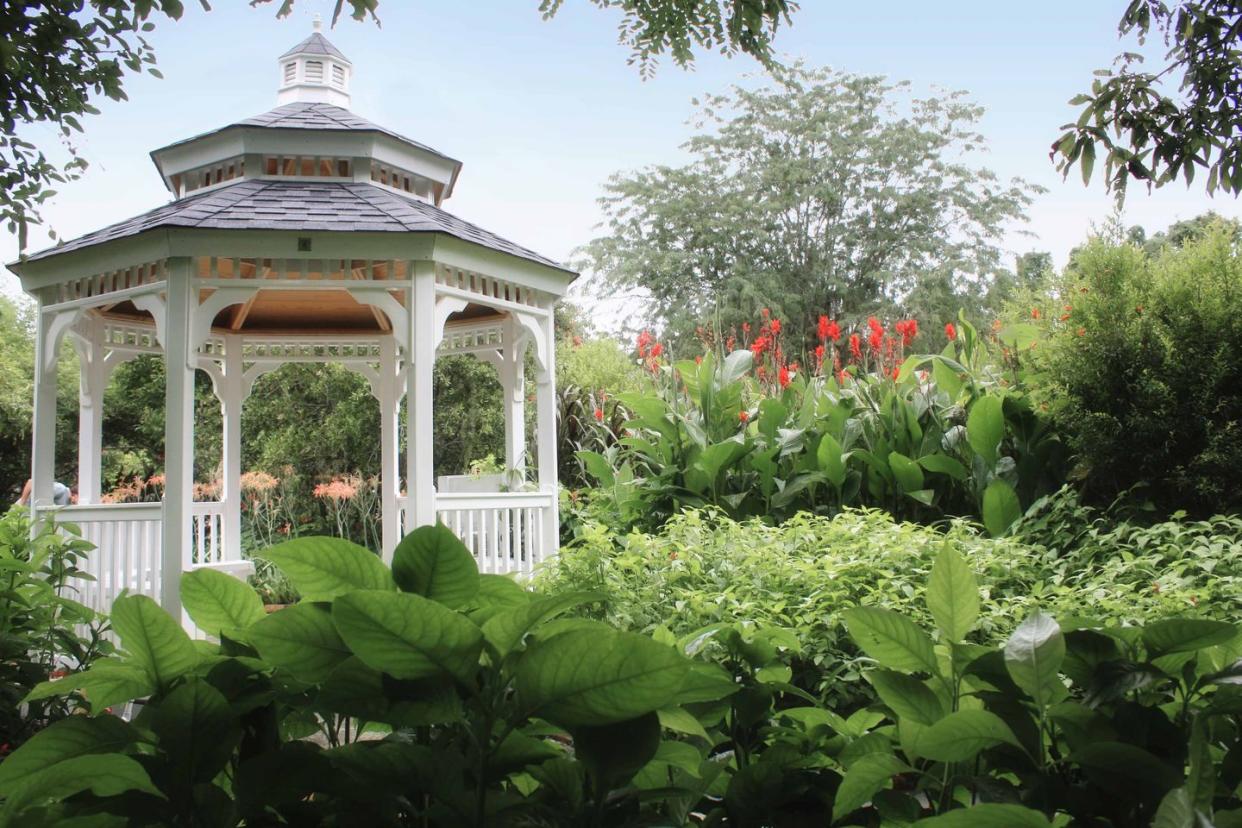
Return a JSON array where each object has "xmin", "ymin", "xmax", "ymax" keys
[{"xmin": 3, "ymin": 1, "xmax": 1237, "ymax": 322}]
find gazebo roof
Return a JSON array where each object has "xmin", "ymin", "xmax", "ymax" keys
[
  {"xmin": 20, "ymin": 179, "xmax": 570, "ymax": 271},
  {"xmin": 152, "ymin": 101, "xmax": 457, "ymax": 167},
  {"xmin": 280, "ymin": 31, "xmax": 351, "ymax": 63}
]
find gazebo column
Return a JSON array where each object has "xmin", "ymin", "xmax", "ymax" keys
[
  {"xmin": 405, "ymin": 263, "xmax": 437, "ymax": 530},
  {"xmin": 220, "ymin": 335, "xmax": 245, "ymax": 559},
  {"xmin": 76, "ymin": 316, "xmax": 106, "ymax": 505},
  {"xmin": 30, "ymin": 298, "xmax": 59, "ymax": 514},
  {"xmin": 161, "ymin": 259, "xmax": 195, "ymax": 615},
  {"xmin": 500, "ymin": 316, "xmax": 527, "ymax": 483},
  {"xmin": 378, "ymin": 335, "xmax": 401, "ymax": 557},
  {"xmin": 533, "ymin": 309, "xmax": 559, "ymax": 552}
]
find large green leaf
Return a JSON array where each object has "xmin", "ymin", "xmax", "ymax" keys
[
  {"xmin": 249, "ymin": 603, "xmax": 352, "ymax": 683},
  {"xmin": 150, "ymin": 678, "xmax": 241, "ymax": 791},
  {"xmin": 1071, "ymin": 741, "xmax": 1182, "ymax": 792},
  {"xmin": 333, "ymin": 590, "xmax": 483, "ymax": 684},
  {"xmin": 868, "ymin": 670, "xmax": 944, "ymax": 726},
  {"xmin": 817, "ymin": 433, "xmax": 847, "ymax": 488},
  {"xmin": 0, "ymin": 754, "xmax": 162, "ymax": 820},
  {"xmin": 721, "ymin": 349, "xmax": 753, "ymax": 386},
  {"xmin": 694, "ymin": 439, "xmax": 749, "ymax": 485},
  {"xmin": 919, "ymin": 804, "xmax": 1051, "ymax": 827},
  {"xmin": 966, "ymin": 395, "xmax": 1004, "ymax": 466},
  {"xmin": 908, "ymin": 709, "xmax": 1021, "ymax": 762},
  {"xmin": 23, "ymin": 661, "xmax": 155, "ymax": 712},
  {"xmin": 257, "ymin": 537, "xmax": 393, "ymax": 601},
  {"xmin": 0, "ymin": 716, "xmax": 139, "ymax": 799},
  {"xmin": 516, "ymin": 626, "xmax": 690, "ymax": 727},
  {"xmin": 1142, "ymin": 618, "xmax": 1238, "ymax": 656},
  {"xmin": 181, "ymin": 567, "xmax": 265, "ymax": 639},
  {"xmin": 574, "ymin": 450, "xmax": 615, "ymax": 487},
  {"xmin": 918, "ymin": 453, "xmax": 968, "ymax": 481},
  {"xmin": 843, "ymin": 607, "xmax": 939, "ymax": 675},
  {"xmin": 111, "ymin": 594, "xmax": 198, "ymax": 688},
  {"xmin": 391, "ymin": 523, "xmax": 479, "ymax": 608},
  {"xmin": 571, "ymin": 713, "xmax": 661, "ymax": 788},
  {"xmin": 832, "ymin": 752, "xmax": 910, "ymax": 822},
  {"xmin": 888, "ymin": 452, "xmax": 924, "ymax": 493},
  {"xmin": 1004, "ymin": 611, "xmax": 1066, "ymax": 710},
  {"xmin": 482, "ymin": 591, "xmax": 604, "ymax": 656},
  {"xmin": 1152, "ymin": 787, "xmax": 1195, "ymax": 828},
  {"xmin": 926, "ymin": 543, "xmax": 979, "ymax": 643},
  {"xmin": 931, "ymin": 359, "xmax": 964, "ymax": 402},
  {"xmin": 982, "ymin": 479, "xmax": 1021, "ymax": 537}
]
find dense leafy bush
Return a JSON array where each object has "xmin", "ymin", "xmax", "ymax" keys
[
  {"xmin": 1030, "ymin": 225, "xmax": 1242, "ymax": 516},
  {"xmin": 538, "ymin": 506, "xmax": 1242, "ymax": 705},
  {"xmin": 6, "ymin": 531, "xmax": 1241, "ymax": 826},
  {"xmin": 0, "ymin": 508, "xmax": 111, "ymax": 750},
  {"xmin": 576, "ymin": 314, "xmax": 1064, "ymax": 536}
]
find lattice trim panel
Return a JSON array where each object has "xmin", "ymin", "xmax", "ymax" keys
[
  {"xmin": 435, "ymin": 265, "xmax": 540, "ymax": 308},
  {"xmin": 195, "ymin": 257, "xmax": 409, "ymax": 281}
]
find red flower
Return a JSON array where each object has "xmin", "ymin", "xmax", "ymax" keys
[
  {"xmin": 848, "ymin": 333, "xmax": 862, "ymax": 361},
  {"xmin": 738, "ymin": 410, "xmax": 750, "ymax": 423},
  {"xmin": 836, "ymin": 368, "xmax": 848, "ymax": 384},
  {"xmin": 751, "ymin": 335, "xmax": 768, "ymax": 356},
  {"xmin": 650, "ymin": 342, "xmax": 664, "ymax": 358},
  {"xmin": 868, "ymin": 328, "xmax": 883, "ymax": 351},
  {"xmin": 944, "ymin": 322, "xmax": 957, "ymax": 341},
  {"xmin": 814, "ymin": 344, "xmax": 825, "ymax": 366},
  {"xmin": 895, "ymin": 319, "xmax": 918, "ymax": 347},
  {"xmin": 890, "ymin": 367, "xmax": 900, "ymax": 380},
  {"xmin": 636, "ymin": 329, "xmax": 653, "ymax": 358},
  {"xmin": 694, "ymin": 354, "xmax": 703, "ymax": 364},
  {"xmin": 742, "ymin": 322, "xmax": 751, "ymax": 335},
  {"xmin": 778, "ymin": 365, "xmax": 791, "ymax": 389},
  {"xmin": 761, "ymin": 307, "xmax": 770, "ymax": 318},
  {"xmin": 770, "ymin": 319, "xmax": 782, "ymax": 335},
  {"xmin": 867, "ymin": 316, "xmax": 883, "ymax": 334},
  {"xmin": 593, "ymin": 408, "xmax": 604, "ymax": 422},
  {"xmin": 1031, "ymin": 307, "xmax": 1041, "ymax": 319}
]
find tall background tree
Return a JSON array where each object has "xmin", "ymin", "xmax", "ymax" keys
[{"xmin": 581, "ymin": 64, "xmax": 1037, "ymax": 349}]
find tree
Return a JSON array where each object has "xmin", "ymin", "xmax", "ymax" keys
[
  {"xmin": 581, "ymin": 65, "xmax": 1037, "ymax": 349},
  {"xmin": 3, "ymin": 0, "xmax": 796, "ymax": 251},
  {"xmin": 1053, "ymin": 0, "xmax": 1242, "ymax": 198},
  {"xmin": 538, "ymin": 0, "xmax": 798, "ymax": 76}
]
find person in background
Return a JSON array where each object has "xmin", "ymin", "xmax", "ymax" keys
[{"xmin": 16, "ymin": 479, "xmax": 76, "ymax": 507}]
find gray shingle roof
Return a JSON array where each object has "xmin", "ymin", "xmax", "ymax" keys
[
  {"xmin": 280, "ymin": 32, "xmax": 350, "ymax": 63},
  {"xmin": 153, "ymin": 102, "xmax": 457, "ymax": 167},
  {"xmin": 23, "ymin": 180, "xmax": 572, "ymax": 273}
]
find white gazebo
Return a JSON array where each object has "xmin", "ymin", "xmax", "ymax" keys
[{"xmin": 9, "ymin": 22, "xmax": 575, "ymax": 621}]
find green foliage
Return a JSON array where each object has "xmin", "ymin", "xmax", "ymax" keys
[
  {"xmin": 1054, "ymin": 0, "xmax": 1242, "ymax": 198},
  {"xmin": 1029, "ymin": 226, "xmax": 1242, "ymax": 516},
  {"xmin": 2, "ymin": 525, "xmax": 735, "ymax": 825},
  {"xmin": 582, "ymin": 64, "xmax": 1036, "ymax": 346},
  {"xmin": 0, "ymin": 508, "xmax": 111, "ymax": 750},
  {"xmin": 537, "ymin": 506, "xmax": 1242, "ymax": 706},
  {"xmin": 574, "ymin": 330, "xmax": 1063, "ymax": 534},
  {"xmin": 826, "ymin": 544, "xmax": 1242, "ymax": 826}
]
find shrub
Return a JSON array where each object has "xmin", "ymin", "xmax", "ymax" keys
[
  {"xmin": 575, "ymin": 314, "xmax": 1065, "ymax": 537},
  {"xmin": 0, "ymin": 507, "xmax": 112, "ymax": 750},
  {"xmin": 1032, "ymin": 225, "xmax": 1242, "ymax": 516},
  {"xmin": 536, "ymin": 507, "xmax": 1242, "ymax": 705}
]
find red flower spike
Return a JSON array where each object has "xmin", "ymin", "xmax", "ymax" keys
[
  {"xmin": 770, "ymin": 319, "xmax": 781, "ymax": 335},
  {"xmin": 849, "ymin": 333, "xmax": 862, "ymax": 361},
  {"xmin": 944, "ymin": 322, "xmax": 957, "ymax": 341},
  {"xmin": 593, "ymin": 408, "xmax": 604, "ymax": 422},
  {"xmin": 738, "ymin": 410, "xmax": 750, "ymax": 423},
  {"xmin": 778, "ymin": 365, "xmax": 791, "ymax": 389}
]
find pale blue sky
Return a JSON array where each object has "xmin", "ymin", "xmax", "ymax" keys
[{"xmin": 4, "ymin": 1, "xmax": 1236, "ymax": 316}]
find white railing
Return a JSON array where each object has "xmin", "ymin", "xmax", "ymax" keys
[
  {"xmin": 191, "ymin": 501, "xmax": 225, "ymax": 564},
  {"xmin": 48, "ymin": 503, "xmax": 164, "ymax": 615},
  {"xmin": 435, "ymin": 492, "xmax": 554, "ymax": 575}
]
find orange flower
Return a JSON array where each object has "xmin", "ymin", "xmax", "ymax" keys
[{"xmin": 738, "ymin": 410, "xmax": 750, "ymax": 423}]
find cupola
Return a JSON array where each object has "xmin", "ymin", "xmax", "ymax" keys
[{"xmin": 276, "ymin": 15, "xmax": 352, "ymax": 108}]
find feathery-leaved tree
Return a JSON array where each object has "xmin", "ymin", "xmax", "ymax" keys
[{"xmin": 581, "ymin": 64, "xmax": 1038, "ymax": 348}]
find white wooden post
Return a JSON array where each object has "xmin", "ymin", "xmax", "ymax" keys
[
  {"xmin": 76, "ymin": 316, "xmax": 105, "ymax": 505},
  {"xmin": 220, "ymin": 335, "xmax": 244, "ymax": 560},
  {"xmin": 30, "ymin": 297, "xmax": 58, "ymax": 517},
  {"xmin": 161, "ymin": 258, "xmax": 195, "ymax": 616},
  {"xmin": 533, "ymin": 307, "xmax": 559, "ymax": 555},
  {"xmin": 501, "ymin": 316, "xmax": 527, "ymax": 483},
  {"xmin": 378, "ymin": 335, "xmax": 401, "ymax": 558},
  {"xmin": 405, "ymin": 263, "xmax": 437, "ymax": 530}
]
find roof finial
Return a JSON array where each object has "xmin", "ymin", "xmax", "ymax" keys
[{"xmin": 313, "ymin": 13, "xmax": 323, "ymax": 32}]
